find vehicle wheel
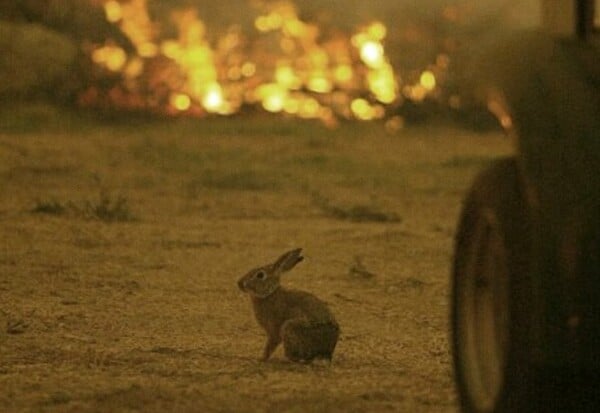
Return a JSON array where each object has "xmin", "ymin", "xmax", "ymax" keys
[{"xmin": 452, "ymin": 158, "xmax": 534, "ymax": 412}]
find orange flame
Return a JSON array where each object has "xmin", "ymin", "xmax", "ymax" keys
[{"xmin": 86, "ymin": 0, "xmax": 448, "ymax": 124}]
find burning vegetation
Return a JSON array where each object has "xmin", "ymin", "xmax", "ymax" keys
[{"xmin": 80, "ymin": 0, "xmax": 451, "ymax": 128}]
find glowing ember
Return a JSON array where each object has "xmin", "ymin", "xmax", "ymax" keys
[
  {"xmin": 85, "ymin": 0, "xmax": 448, "ymax": 124},
  {"xmin": 170, "ymin": 93, "xmax": 191, "ymax": 111},
  {"xmin": 257, "ymin": 83, "xmax": 288, "ymax": 113},
  {"xmin": 334, "ymin": 64, "xmax": 353, "ymax": 84},
  {"xmin": 351, "ymin": 98, "xmax": 380, "ymax": 121},
  {"xmin": 104, "ymin": 0, "xmax": 123, "ymax": 23},
  {"xmin": 487, "ymin": 99, "xmax": 513, "ymax": 130},
  {"xmin": 202, "ymin": 84, "xmax": 226, "ymax": 113},
  {"xmin": 359, "ymin": 41, "xmax": 385, "ymax": 68},
  {"xmin": 92, "ymin": 44, "xmax": 127, "ymax": 72},
  {"xmin": 420, "ymin": 71, "xmax": 436, "ymax": 91},
  {"xmin": 275, "ymin": 65, "xmax": 302, "ymax": 90}
]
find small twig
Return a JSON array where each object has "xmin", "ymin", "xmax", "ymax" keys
[
  {"xmin": 6, "ymin": 319, "xmax": 28, "ymax": 334},
  {"xmin": 348, "ymin": 255, "xmax": 377, "ymax": 279},
  {"xmin": 333, "ymin": 293, "xmax": 366, "ymax": 305}
]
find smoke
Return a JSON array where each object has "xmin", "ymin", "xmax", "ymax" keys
[
  {"xmin": 148, "ymin": 1, "xmax": 540, "ymax": 31},
  {"xmin": 146, "ymin": 0, "xmax": 540, "ymax": 71}
]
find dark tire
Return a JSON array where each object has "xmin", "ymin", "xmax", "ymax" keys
[
  {"xmin": 454, "ymin": 30, "xmax": 600, "ymax": 412},
  {"xmin": 452, "ymin": 158, "xmax": 535, "ymax": 412}
]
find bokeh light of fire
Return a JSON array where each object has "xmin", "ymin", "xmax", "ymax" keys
[{"xmin": 82, "ymin": 0, "xmax": 447, "ymax": 128}]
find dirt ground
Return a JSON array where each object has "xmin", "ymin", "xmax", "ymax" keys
[{"xmin": 0, "ymin": 107, "xmax": 512, "ymax": 412}]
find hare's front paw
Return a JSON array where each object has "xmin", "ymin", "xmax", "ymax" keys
[{"xmin": 261, "ymin": 337, "xmax": 280, "ymax": 361}]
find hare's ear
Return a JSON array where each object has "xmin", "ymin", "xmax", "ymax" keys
[{"xmin": 273, "ymin": 248, "xmax": 304, "ymax": 274}]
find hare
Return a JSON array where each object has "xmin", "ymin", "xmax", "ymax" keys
[{"xmin": 238, "ymin": 248, "xmax": 339, "ymax": 362}]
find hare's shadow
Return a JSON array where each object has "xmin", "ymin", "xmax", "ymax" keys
[{"xmin": 250, "ymin": 357, "xmax": 335, "ymax": 375}]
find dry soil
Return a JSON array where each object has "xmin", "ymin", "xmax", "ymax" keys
[{"xmin": 0, "ymin": 111, "xmax": 512, "ymax": 412}]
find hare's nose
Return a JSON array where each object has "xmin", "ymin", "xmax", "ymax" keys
[{"xmin": 238, "ymin": 278, "xmax": 246, "ymax": 291}]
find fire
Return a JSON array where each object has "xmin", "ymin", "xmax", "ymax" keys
[
  {"xmin": 103, "ymin": 0, "xmax": 123, "ymax": 23},
  {"xmin": 91, "ymin": 43, "xmax": 129, "ymax": 72},
  {"xmin": 202, "ymin": 84, "xmax": 227, "ymax": 114},
  {"xmin": 420, "ymin": 71, "xmax": 436, "ymax": 91},
  {"xmin": 359, "ymin": 41, "xmax": 385, "ymax": 68},
  {"xmin": 257, "ymin": 83, "xmax": 287, "ymax": 113},
  {"xmin": 84, "ymin": 0, "xmax": 449, "ymax": 124},
  {"xmin": 170, "ymin": 93, "xmax": 191, "ymax": 111}
]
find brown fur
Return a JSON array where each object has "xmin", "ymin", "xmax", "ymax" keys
[{"xmin": 238, "ymin": 249, "xmax": 339, "ymax": 362}]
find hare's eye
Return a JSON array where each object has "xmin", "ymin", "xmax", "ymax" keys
[{"xmin": 255, "ymin": 271, "xmax": 266, "ymax": 280}]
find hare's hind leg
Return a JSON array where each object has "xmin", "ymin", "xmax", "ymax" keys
[
  {"xmin": 310, "ymin": 322, "xmax": 339, "ymax": 361},
  {"xmin": 281, "ymin": 318, "xmax": 314, "ymax": 362},
  {"xmin": 282, "ymin": 320, "xmax": 339, "ymax": 362},
  {"xmin": 319, "ymin": 322, "xmax": 340, "ymax": 360}
]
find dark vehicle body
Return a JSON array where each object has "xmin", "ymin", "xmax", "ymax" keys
[{"xmin": 451, "ymin": 1, "xmax": 600, "ymax": 412}]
